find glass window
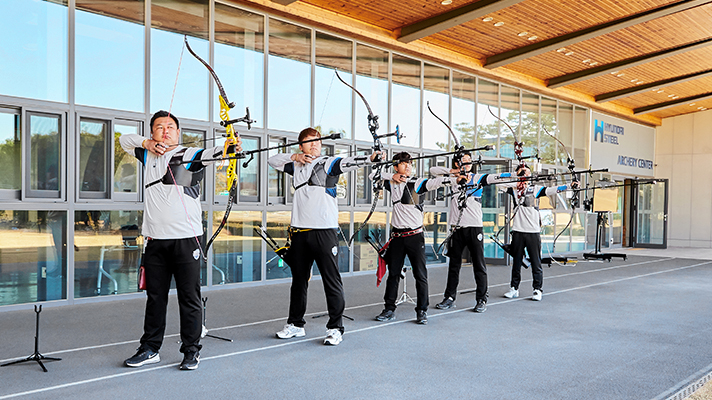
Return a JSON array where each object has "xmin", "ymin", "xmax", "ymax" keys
[
  {"xmin": 424, "ymin": 211, "xmax": 447, "ymax": 264},
  {"xmin": 521, "ymin": 93, "xmax": 539, "ymax": 164},
  {"xmin": 79, "ymin": 118, "xmax": 109, "ymax": 198},
  {"xmin": 151, "ymin": 0, "xmax": 208, "ymax": 121},
  {"xmin": 355, "ymin": 148, "xmax": 373, "ymax": 205},
  {"xmin": 181, "ymin": 128, "xmax": 206, "ymax": 201},
  {"xmin": 266, "ymin": 211, "xmax": 292, "ymax": 280},
  {"xmin": 212, "ymin": 210, "xmax": 261, "ymax": 284},
  {"xmin": 499, "ymin": 86, "xmax": 520, "ymax": 161},
  {"xmin": 355, "ymin": 44, "xmax": 388, "ymax": 142},
  {"xmin": 558, "ymin": 103, "xmax": 574, "ymax": 166},
  {"xmin": 28, "ymin": 112, "xmax": 62, "ymax": 198},
  {"xmin": 268, "ymin": 19, "xmax": 310, "ymax": 132},
  {"xmin": 215, "ymin": 3, "xmax": 264, "ymax": 128},
  {"xmin": 423, "ymin": 63, "xmax": 449, "ymax": 150},
  {"xmin": 338, "ymin": 211, "xmax": 350, "ymax": 273},
  {"xmin": 268, "ymin": 137, "xmax": 286, "ymax": 203},
  {"xmin": 574, "ymin": 107, "xmax": 588, "ymax": 166},
  {"xmin": 0, "ymin": 0, "xmax": 67, "ymax": 102},
  {"xmin": 0, "ymin": 108, "xmax": 22, "ymax": 194},
  {"xmin": 352, "ymin": 211, "xmax": 387, "ymax": 272},
  {"xmin": 540, "ymin": 97, "xmax": 557, "ymax": 165},
  {"xmin": 476, "ymin": 79, "xmax": 498, "ymax": 157},
  {"xmin": 76, "ymin": 0, "xmax": 144, "ymax": 111},
  {"xmin": 391, "ymin": 54, "xmax": 420, "ymax": 148},
  {"xmin": 315, "ymin": 32, "xmax": 352, "ymax": 138},
  {"xmin": 335, "ymin": 145, "xmax": 350, "ymax": 205},
  {"xmin": 0, "ymin": 210, "xmax": 67, "ymax": 306},
  {"xmin": 239, "ymin": 136, "xmax": 260, "ymax": 201},
  {"xmin": 114, "ymin": 122, "xmax": 141, "ymax": 197},
  {"xmin": 452, "ymin": 71, "xmax": 476, "ymax": 150},
  {"xmin": 74, "ymin": 210, "xmax": 142, "ymax": 297},
  {"xmin": 571, "ymin": 213, "xmax": 586, "ymax": 252}
]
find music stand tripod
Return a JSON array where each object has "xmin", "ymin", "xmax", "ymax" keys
[
  {"xmin": 1, "ymin": 305, "xmax": 61, "ymax": 372},
  {"xmin": 201, "ymin": 297, "xmax": 232, "ymax": 342},
  {"xmin": 396, "ymin": 266, "xmax": 416, "ymax": 305}
]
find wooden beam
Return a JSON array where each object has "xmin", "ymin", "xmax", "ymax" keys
[
  {"xmin": 271, "ymin": 0, "xmax": 297, "ymax": 5},
  {"xmin": 397, "ymin": 0, "xmax": 524, "ymax": 43},
  {"xmin": 485, "ymin": 0, "xmax": 712, "ymax": 69},
  {"xmin": 596, "ymin": 68, "xmax": 712, "ymax": 102},
  {"xmin": 633, "ymin": 92, "xmax": 712, "ymax": 114},
  {"xmin": 548, "ymin": 38, "xmax": 712, "ymax": 89}
]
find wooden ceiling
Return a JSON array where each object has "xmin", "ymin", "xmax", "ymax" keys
[{"xmin": 251, "ymin": 0, "xmax": 712, "ymax": 124}]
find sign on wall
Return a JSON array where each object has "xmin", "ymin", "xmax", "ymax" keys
[{"xmin": 590, "ymin": 112, "xmax": 655, "ymax": 177}]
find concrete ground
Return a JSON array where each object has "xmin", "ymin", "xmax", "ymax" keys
[{"xmin": 1, "ymin": 249, "xmax": 711, "ymax": 400}]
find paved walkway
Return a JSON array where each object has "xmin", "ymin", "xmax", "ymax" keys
[{"xmin": 0, "ymin": 251, "xmax": 711, "ymax": 400}]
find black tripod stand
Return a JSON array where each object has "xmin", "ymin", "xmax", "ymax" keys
[
  {"xmin": 584, "ymin": 211, "xmax": 627, "ymax": 261},
  {"xmin": 1, "ymin": 305, "xmax": 61, "ymax": 372},
  {"xmin": 201, "ymin": 297, "xmax": 232, "ymax": 342}
]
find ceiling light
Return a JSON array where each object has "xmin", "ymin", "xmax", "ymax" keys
[
  {"xmin": 689, "ymin": 103, "xmax": 696, "ymax": 106},
  {"xmin": 483, "ymin": 17, "xmax": 493, "ymax": 22},
  {"xmin": 582, "ymin": 59, "xmax": 591, "ymax": 63},
  {"xmin": 672, "ymin": 96, "xmax": 679, "ymax": 99},
  {"xmin": 527, "ymin": 36, "xmax": 538, "ymax": 40},
  {"xmin": 610, "ymin": 71, "xmax": 620, "ymax": 75},
  {"xmin": 441, "ymin": 0, "xmax": 453, "ymax": 4},
  {"xmin": 589, "ymin": 61, "xmax": 598, "ymax": 66},
  {"xmin": 698, "ymin": 106, "xmax": 704, "ymax": 110},
  {"xmin": 494, "ymin": 21, "xmax": 505, "ymax": 26},
  {"xmin": 518, "ymin": 32, "xmax": 528, "ymax": 37},
  {"xmin": 565, "ymin": 51, "xmax": 574, "ymax": 56},
  {"xmin": 630, "ymin": 78, "xmax": 638, "ymax": 82},
  {"xmin": 557, "ymin": 48, "xmax": 567, "ymax": 53},
  {"xmin": 702, "ymin": 108, "xmax": 708, "ymax": 111},
  {"xmin": 667, "ymin": 94, "xmax": 675, "ymax": 98},
  {"xmin": 657, "ymin": 90, "xmax": 664, "ymax": 94},
  {"xmin": 635, "ymin": 81, "xmax": 644, "ymax": 85},
  {"xmin": 616, "ymin": 73, "xmax": 624, "ymax": 77}
]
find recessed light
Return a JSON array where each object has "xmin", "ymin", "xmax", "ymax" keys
[
  {"xmin": 635, "ymin": 81, "xmax": 644, "ymax": 85},
  {"xmin": 441, "ymin": 0, "xmax": 453, "ymax": 4},
  {"xmin": 667, "ymin": 94, "xmax": 675, "ymax": 98},
  {"xmin": 610, "ymin": 71, "xmax": 619, "ymax": 75},
  {"xmin": 565, "ymin": 51, "xmax": 574, "ymax": 56},
  {"xmin": 589, "ymin": 61, "xmax": 598, "ymax": 66},
  {"xmin": 672, "ymin": 96, "xmax": 679, "ymax": 99},
  {"xmin": 518, "ymin": 32, "xmax": 528, "ymax": 37},
  {"xmin": 630, "ymin": 78, "xmax": 638, "ymax": 82},
  {"xmin": 698, "ymin": 106, "xmax": 704, "ymax": 110},
  {"xmin": 689, "ymin": 103, "xmax": 696, "ymax": 106},
  {"xmin": 494, "ymin": 21, "xmax": 505, "ymax": 26},
  {"xmin": 483, "ymin": 17, "xmax": 493, "ymax": 22},
  {"xmin": 702, "ymin": 108, "xmax": 708, "ymax": 111},
  {"xmin": 616, "ymin": 73, "xmax": 624, "ymax": 77},
  {"xmin": 527, "ymin": 36, "xmax": 538, "ymax": 41},
  {"xmin": 582, "ymin": 59, "xmax": 591, "ymax": 63},
  {"xmin": 557, "ymin": 48, "xmax": 567, "ymax": 53},
  {"xmin": 657, "ymin": 90, "xmax": 665, "ymax": 94}
]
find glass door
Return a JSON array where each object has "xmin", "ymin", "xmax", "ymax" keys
[{"xmin": 631, "ymin": 179, "xmax": 668, "ymax": 248}]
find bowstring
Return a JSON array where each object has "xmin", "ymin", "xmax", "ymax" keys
[{"xmin": 318, "ymin": 73, "xmax": 336, "ymax": 129}]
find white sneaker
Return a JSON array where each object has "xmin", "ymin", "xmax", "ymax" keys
[
  {"xmin": 276, "ymin": 323, "xmax": 305, "ymax": 339},
  {"xmin": 532, "ymin": 289, "xmax": 542, "ymax": 301},
  {"xmin": 324, "ymin": 329, "xmax": 343, "ymax": 346},
  {"xmin": 504, "ymin": 287, "xmax": 519, "ymax": 299}
]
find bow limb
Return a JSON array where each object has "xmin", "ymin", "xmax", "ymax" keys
[
  {"xmin": 487, "ymin": 105, "xmax": 525, "ymax": 166},
  {"xmin": 426, "ymin": 101, "xmax": 461, "ymax": 150}
]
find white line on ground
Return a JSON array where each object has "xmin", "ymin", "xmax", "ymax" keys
[{"xmin": 0, "ymin": 257, "xmax": 703, "ymax": 400}]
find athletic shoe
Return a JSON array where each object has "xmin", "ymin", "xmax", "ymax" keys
[
  {"xmin": 375, "ymin": 309, "xmax": 395, "ymax": 322},
  {"xmin": 324, "ymin": 329, "xmax": 343, "ymax": 346},
  {"xmin": 276, "ymin": 323, "xmax": 306, "ymax": 339},
  {"xmin": 416, "ymin": 310, "xmax": 428, "ymax": 325},
  {"xmin": 504, "ymin": 287, "xmax": 519, "ymax": 299},
  {"xmin": 532, "ymin": 289, "xmax": 543, "ymax": 301},
  {"xmin": 473, "ymin": 299, "xmax": 487, "ymax": 313},
  {"xmin": 125, "ymin": 348, "xmax": 160, "ymax": 368},
  {"xmin": 435, "ymin": 297, "xmax": 455, "ymax": 310},
  {"xmin": 179, "ymin": 351, "xmax": 200, "ymax": 370}
]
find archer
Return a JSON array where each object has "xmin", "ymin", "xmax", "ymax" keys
[{"xmin": 121, "ymin": 110, "xmax": 241, "ymax": 371}]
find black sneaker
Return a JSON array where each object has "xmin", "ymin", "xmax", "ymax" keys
[
  {"xmin": 375, "ymin": 309, "xmax": 395, "ymax": 322},
  {"xmin": 179, "ymin": 351, "xmax": 200, "ymax": 371},
  {"xmin": 125, "ymin": 348, "xmax": 160, "ymax": 368},
  {"xmin": 474, "ymin": 299, "xmax": 487, "ymax": 313},
  {"xmin": 435, "ymin": 297, "xmax": 455, "ymax": 310},
  {"xmin": 416, "ymin": 310, "xmax": 428, "ymax": 325}
]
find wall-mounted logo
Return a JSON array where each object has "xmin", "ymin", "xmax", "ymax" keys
[{"xmin": 593, "ymin": 119, "xmax": 623, "ymax": 145}]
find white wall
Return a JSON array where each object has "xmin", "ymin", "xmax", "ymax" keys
[{"xmin": 655, "ymin": 110, "xmax": 712, "ymax": 248}]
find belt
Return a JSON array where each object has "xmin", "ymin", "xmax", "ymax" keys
[
  {"xmin": 390, "ymin": 227, "xmax": 424, "ymax": 238},
  {"xmin": 288, "ymin": 227, "xmax": 313, "ymax": 234}
]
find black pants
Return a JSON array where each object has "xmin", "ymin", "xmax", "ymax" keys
[
  {"xmin": 444, "ymin": 227, "xmax": 488, "ymax": 302},
  {"xmin": 384, "ymin": 231, "xmax": 428, "ymax": 312},
  {"xmin": 285, "ymin": 229, "xmax": 344, "ymax": 333},
  {"xmin": 510, "ymin": 231, "xmax": 543, "ymax": 291},
  {"xmin": 140, "ymin": 238, "xmax": 202, "ymax": 354}
]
